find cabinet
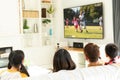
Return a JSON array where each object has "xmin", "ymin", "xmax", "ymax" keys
[
  {"xmin": 41, "ymin": 0, "xmax": 55, "ymax": 46},
  {"xmin": 64, "ymin": 47, "xmax": 86, "ymax": 68},
  {"xmin": 69, "ymin": 51, "xmax": 86, "ymax": 68},
  {"xmin": 20, "ymin": 0, "xmax": 56, "ymax": 47}
]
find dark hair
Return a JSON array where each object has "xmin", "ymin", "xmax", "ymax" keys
[
  {"xmin": 53, "ymin": 49, "xmax": 76, "ymax": 72},
  {"xmin": 105, "ymin": 43, "xmax": 118, "ymax": 59},
  {"xmin": 84, "ymin": 43, "xmax": 100, "ymax": 62},
  {"xmin": 8, "ymin": 50, "xmax": 29, "ymax": 76}
]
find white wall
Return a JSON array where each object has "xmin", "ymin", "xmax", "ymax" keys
[
  {"xmin": 23, "ymin": 46, "xmax": 55, "ymax": 68},
  {"xmin": 0, "ymin": 0, "xmax": 20, "ymax": 35},
  {"xmin": 0, "ymin": 0, "xmax": 55, "ymax": 68},
  {"xmin": 0, "ymin": 0, "xmax": 23, "ymax": 49},
  {"xmin": 55, "ymin": 0, "xmax": 114, "ymax": 46}
]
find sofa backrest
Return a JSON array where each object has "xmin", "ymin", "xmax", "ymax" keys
[
  {"xmin": 10, "ymin": 64, "xmax": 120, "ymax": 80},
  {"xmin": 49, "ymin": 64, "xmax": 120, "ymax": 80}
]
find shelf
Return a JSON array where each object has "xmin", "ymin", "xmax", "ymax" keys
[
  {"xmin": 41, "ymin": 18, "xmax": 53, "ymax": 19},
  {"xmin": 22, "ymin": 33, "xmax": 41, "ymax": 35},
  {"xmin": 22, "ymin": 33, "xmax": 42, "ymax": 47},
  {"xmin": 41, "ymin": 0, "xmax": 54, "ymax": 3},
  {"xmin": 41, "ymin": 0, "xmax": 55, "ymax": 4},
  {"xmin": 23, "ymin": 9, "xmax": 39, "ymax": 11},
  {"xmin": 20, "ymin": 0, "xmax": 56, "ymax": 47},
  {"xmin": 23, "ymin": 10, "xmax": 39, "ymax": 18},
  {"xmin": 41, "ymin": 0, "xmax": 51, "ymax": 3},
  {"xmin": 23, "ymin": 18, "xmax": 39, "ymax": 19},
  {"xmin": 41, "ymin": 2, "xmax": 55, "ymax": 5}
]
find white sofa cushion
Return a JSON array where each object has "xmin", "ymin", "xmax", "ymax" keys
[
  {"xmin": 8, "ymin": 64, "xmax": 120, "ymax": 80},
  {"xmin": 49, "ymin": 64, "xmax": 120, "ymax": 80}
]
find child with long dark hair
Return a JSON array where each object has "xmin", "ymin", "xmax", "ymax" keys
[
  {"xmin": 8, "ymin": 50, "xmax": 29, "ymax": 76},
  {"xmin": 0, "ymin": 50, "xmax": 29, "ymax": 80},
  {"xmin": 53, "ymin": 48, "xmax": 76, "ymax": 72}
]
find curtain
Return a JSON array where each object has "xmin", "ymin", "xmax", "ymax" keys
[{"xmin": 113, "ymin": 0, "xmax": 120, "ymax": 52}]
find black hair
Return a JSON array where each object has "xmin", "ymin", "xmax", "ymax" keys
[
  {"xmin": 8, "ymin": 50, "xmax": 29, "ymax": 76},
  {"xmin": 105, "ymin": 43, "xmax": 118, "ymax": 59},
  {"xmin": 53, "ymin": 48, "xmax": 76, "ymax": 72}
]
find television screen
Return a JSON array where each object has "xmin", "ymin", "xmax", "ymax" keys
[
  {"xmin": 64, "ymin": 2, "xmax": 104, "ymax": 39},
  {"xmin": 0, "ymin": 47, "xmax": 12, "ymax": 68}
]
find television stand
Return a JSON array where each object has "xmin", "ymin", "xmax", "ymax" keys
[
  {"xmin": 63, "ymin": 46, "xmax": 83, "ymax": 52},
  {"xmin": 63, "ymin": 46, "xmax": 85, "ymax": 68}
]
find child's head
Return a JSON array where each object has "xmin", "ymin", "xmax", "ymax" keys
[
  {"xmin": 84, "ymin": 43, "xmax": 100, "ymax": 63},
  {"xmin": 8, "ymin": 50, "xmax": 25, "ymax": 70},
  {"xmin": 53, "ymin": 48, "xmax": 76, "ymax": 72},
  {"xmin": 105, "ymin": 43, "xmax": 118, "ymax": 59}
]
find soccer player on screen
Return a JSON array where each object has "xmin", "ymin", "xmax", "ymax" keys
[
  {"xmin": 99, "ymin": 16, "xmax": 103, "ymax": 30},
  {"xmin": 65, "ymin": 18, "xmax": 69, "ymax": 28},
  {"xmin": 79, "ymin": 11, "xmax": 88, "ymax": 33},
  {"xmin": 72, "ymin": 17, "xmax": 79, "ymax": 32}
]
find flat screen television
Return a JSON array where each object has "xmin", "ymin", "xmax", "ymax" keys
[{"xmin": 64, "ymin": 2, "xmax": 104, "ymax": 39}]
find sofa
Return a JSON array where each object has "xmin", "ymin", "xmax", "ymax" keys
[{"xmin": 12, "ymin": 64, "xmax": 120, "ymax": 80}]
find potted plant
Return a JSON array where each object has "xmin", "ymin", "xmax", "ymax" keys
[
  {"xmin": 23, "ymin": 19, "xmax": 29, "ymax": 33},
  {"xmin": 47, "ymin": 5, "xmax": 55, "ymax": 17},
  {"xmin": 42, "ymin": 19, "xmax": 51, "ymax": 25}
]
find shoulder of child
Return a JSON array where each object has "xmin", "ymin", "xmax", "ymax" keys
[{"xmin": 20, "ymin": 72, "xmax": 28, "ymax": 78}]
